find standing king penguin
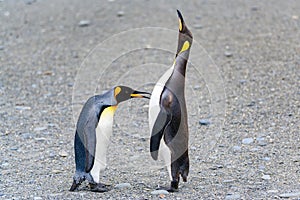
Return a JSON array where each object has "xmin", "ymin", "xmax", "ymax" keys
[
  {"xmin": 70, "ymin": 86, "xmax": 150, "ymax": 192},
  {"xmin": 148, "ymin": 10, "xmax": 193, "ymax": 192}
]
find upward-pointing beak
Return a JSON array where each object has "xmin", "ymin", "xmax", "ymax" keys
[{"xmin": 131, "ymin": 90, "xmax": 151, "ymax": 99}]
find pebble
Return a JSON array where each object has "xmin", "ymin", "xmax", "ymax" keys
[
  {"xmin": 33, "ymin": 197, "xmax": 42, "ymax": 200},
  {"xmin": 0, "ymin": 45, "xmax": 4, "ymax": 50},
  {"xmin": 34, "ymin": 127, "xmax": 47, "ymax": 132},
  {"xmin": 59, "ymin": 150, "xmax": 68, "ymax": 157},
  {"xmin": 224, "ymin": 51, "xmax": 233, "ymax": 57},
  {"xmin": 210, "ymin": 165, "xmax": 223, "ymax": 170},
  {"xmin": 242, "ymin": 138, "xmax": 254, "ymax": 145},
  {"xmin": 279, "ymin": 192, "xmax": 300, "ymax": 198},
  {"xmin": 21, "ymin": 132, "xmax": 34, "ymax": 139},
  {"xmin": 262, "ymin": 157, "xmax": 271, "ymax": 161},
  {"xmin": 267, "ymin": 190, "xmax": 278, "ymax": 193},
  {"xmin": 223, "ymin": 179, "xmax": 235, "ymax": 183},
  {"xmin": 150, "ymin": 190, "xmax": 169, "ymax": 195},
  {"xmin": 115, "ymin": 183, "xmax": 131, "ymax": 189},
  {"xmin": 232, "ymin": 146, "xmax": 242, "ymax": 152},
  {"xmin": 256, "ymin": 137, "xmax": 267, "ymax": 146},
  {"xmin": 193, "ymin": 85, "xmax": 201, "ymax": 90},
  {"xmin": 261, "ymin": 175, "xmax": 271, "ymax": 180},
  {"xmin": 34, "ymin": 137, "xmax": 46, "ymax": 141},
  {"xmin": 117, "ymin": 11, "xmax": 125, "ymax": 17},
  {"xmin": 15, "ymin": 106, "xmax": 31, "ymax": 110},
  {"xmin": 199, "ymin": 119, "xmax": 211, "ymax": 125},
  {"xmin": 225, "ymin": 193, "xmax": 241, "ymax": 200},
  {"xmin": 78, "ymin": 20, "xmax": 90, "ymax": 27},
  {"xmin": 52, "ymin": 169, "xmax": 62, "ymax": 174}
]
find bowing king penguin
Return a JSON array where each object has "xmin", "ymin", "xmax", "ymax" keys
[
  {"xmin": 70, "ymin": 86, "xmax": 150, "ymax": 192},
  {"xmin": 148, "ymin": 10, "xmax": 193, "ymax": 192}
]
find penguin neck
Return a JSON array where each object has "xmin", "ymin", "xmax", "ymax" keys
[{"xmin": 173, "ymin": 59, "xmax": 187, "ymax": 77}]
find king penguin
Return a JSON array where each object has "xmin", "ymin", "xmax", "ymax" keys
[
  {"xmin": 70, "ymin": 86, "xmax": 150, "ymax": 192},
  {"xmin": 148, "ymin": 10, "xmax": 193, "ymax": 192}
]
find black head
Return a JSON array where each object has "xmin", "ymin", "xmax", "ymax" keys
[
  {"xmin": 113, "ymin": 86, "xmax": 151, "ymax": 103},
  {"xmin": 175, "ymin": 10, "xmax": 193, "ymax": 59}
]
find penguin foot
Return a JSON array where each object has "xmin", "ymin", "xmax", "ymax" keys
[
  {"xmin": 69, "ymin": 180, "xmax": 80, "ymax": 192},
  {"xmin": 156, "ymin": 185, "xmax": 179, "ymax": 192},
  {"xmin": 89, "ymin": 183, "xmax": 110, "ymax": 193}
]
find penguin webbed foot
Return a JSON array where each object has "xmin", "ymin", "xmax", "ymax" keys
[
  {"xmin": 89, "ymin": 182, "xmax": 110, "ymax": 193},
  {"xmin": 69, "ymin": 180, "xmax": 80, "ymax": 192},
  {"xmin": 156, "ymin": 181, "xmax": 179, "ymax": 192}
]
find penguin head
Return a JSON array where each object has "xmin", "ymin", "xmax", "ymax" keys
[
  {"xmin": 114, "ymin": 86, "xmax": 150, "ymax": 103},
  {"xmin": 175, "ymin": 10, "xmax": 193, "ymax": 59},
  {"xmin": 177, "ymin": 10, "xmax": 193, "ymax": 39}
]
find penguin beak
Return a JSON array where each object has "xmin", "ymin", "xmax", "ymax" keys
[{"xmin": 131, "ymin": 90, "xmax": 151, "ymax": 99}]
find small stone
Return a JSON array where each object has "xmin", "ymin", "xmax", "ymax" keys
[
  {"xmin": 247, "ymin": 101, "xmax": 255, "ymax": 107},
  {"xmin": 223, "ymin": 179, "xmax": 235, "ymax": 183},
  {"xmin": 21, "ymin": 132, "xmax": 34, "ymax": 139},
  {"xmin": 59, "ymin": 150, "xmax": 68, "ymax": 157},
  {"xmin": 251, "ymin": 6, "xmax": 258, "ymax": 11},
  {"xmin": 193, "ymin": 85, "xmax": 201, "ymax": 90},
  {"xmin": 210, "ymin": 165, "xmax": 223, "ymax": 170},
  {"xmin": 43, "ymin": 71, "xmax": 53, "ymax": 76},
  {"xmin": 242, "ymin": 138, "xmax": 254, "ymax": 145},
  {"xmin": 262, "ymin": 157, "xmax": 271, "ymax": 161},
  {"xmin": 35, "ymin": 137, "xmax": 46, "ymax": 141},
  {"xmin": 225, "ymin": 193, "xmax": 241, "ymax": 200},
  {"xmin": 232, "ymin": 146, "xmax": 242, "ymax": 152},
  {"xmin": 239, "ymin": 79, "xmax": 247, "ymax": 84},
  {"xmin": 15, "ymin": 106, "xmax": 31, "ymax": 110},
  {"xmin": 117, "ymin": 11, "xmax": 125, "ymax": 17},
  {"xmin": 34, "ymin": 127, "xmax": 47, "ymax": 131},
  {"xmin": 78, "ymin": 20, "xmax": 90, "ymax": 27},
  {"xmin": 224, "ymin": 51, "xmax": 233, "ymax": 57},
  {"xmin": 115, "ymin": 183, "xmax": 131, "ymax": 189},
  {"xmin": 2, "ymin": 162, "xmax": 9, "ymax": 167},
  {"xmin": 261, "ymin": 175, "xmax": 271, "ymax": 180},
  {"xmin": 292, "ymin": 15, "xmax": 299, "ymax": 20},
  {"xmin": 151, "ymin": 190, "xmax": 169, "ymax": 195},
  {"xmin": 279, "ymin": 192, "xmax": 300, "ymax": 198},
  {"xmin": 33, "ymin": 197, "xmax": 42, "ymax": 200},
  {"xmin": 267, "ymin": 190, "xmax": 278, "ymax": 193},
  {"xmin": 0, "ymin": 45, "xmax": 4, "ymax": 50},
  {"xmin": 52, "ymin": 169, "xmax": 62, "ymax": 174},
  {"xmin": 199, "ymin": 119, "xmax": 211, "ymax": 125}
]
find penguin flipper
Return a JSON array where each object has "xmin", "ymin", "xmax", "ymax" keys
[
  {"xmin": 84, "ymin": 125, "xmax": 96, "ymax": 173},
  {"xmin": 150, "ymin": 109, "xmax": 171, "ymax": 160}
]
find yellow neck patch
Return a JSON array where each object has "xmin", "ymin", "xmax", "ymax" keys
[
  {"xmin": 178, "ymin": 19, "xmax": 183, "ymax": 31},
  {"xmin": 114, "ymin": 87, "xmax": 121, "ymax": 97},
  {"xmin": 179, "ymin": 41, "xmax": 190, "ymax": 54}
]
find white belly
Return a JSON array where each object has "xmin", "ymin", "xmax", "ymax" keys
[
  {"xmin": 149, "ymin": 66, "xmax": 174, "ymax": 180},
  {"xmin": 90, "ymin": 106, "xmax": 117, "ymax": 183},
  {"xmin": 149, "ymin": 66, "xmax": 174, "ymax": 133}
]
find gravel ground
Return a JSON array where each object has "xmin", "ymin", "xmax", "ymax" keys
[{"xmin": 1, "ymin": 0, "xmax": 299, "ymax": 199}]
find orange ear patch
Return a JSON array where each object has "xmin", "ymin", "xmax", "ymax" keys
[
  {"xmin": 178, "ymin": 18, "xmax": 183, "ymax": 31},
  {"xmin": 114, "ymin": 86, "xmax": 121, "ymax": 97}
]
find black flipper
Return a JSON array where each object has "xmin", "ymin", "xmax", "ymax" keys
[
  {"xmin": 84, "ymin": 125, "xmax": 96, "ymax": 172},
  {"xmin": 150, "ymin": 108, "xmax": 171, "ymax": 160}
]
